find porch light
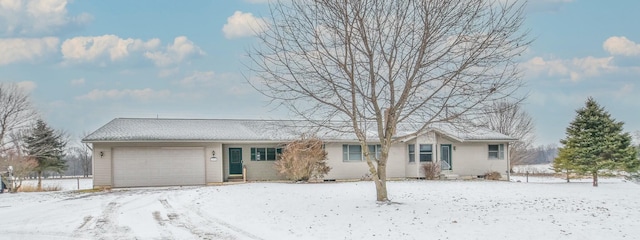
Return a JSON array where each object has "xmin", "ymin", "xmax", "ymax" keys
[{"xmin": 210, "ymin": 150, "xmax": 218, "ymax": 161}]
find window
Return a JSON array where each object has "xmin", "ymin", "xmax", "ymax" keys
[
  {"xmin": 343, "ymin": 145, "xmax": 362, "ymax": 161},
  {"xmin": 343, "ymin": 144, "xmax": 382, "ymax": 161},
  {"xmin": 368, "ymin": 144, "xmax": 381, "ymax": 161},
  {"xmin": 419, "ymin": 144, "xmax": 433, "ymax": 162},
  {"xmin": 250, "ymin": 147, "xmax": 282, "ymax": 161},
  {"xmin": 488, "ymin": 144, "xmax": 504, "ymax": 160},
  {"xmin": 408, "ymin": 144, "xmax": 415, "ymax": 162}
]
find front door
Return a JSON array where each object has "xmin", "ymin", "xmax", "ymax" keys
[
  {"xmin": 440, "ymin": 144, "xmax": 452, "ymax": 170},
  {"xmin": 229, "ymin": 148, "xmax": 243, "ymax": 175}
]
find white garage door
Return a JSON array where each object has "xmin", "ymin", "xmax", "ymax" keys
[{"xmin": 112, "ymin": 147, "xmax": 205, "ymax": 187}]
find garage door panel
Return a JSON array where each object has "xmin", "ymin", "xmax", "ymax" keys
[{"xmin": 113, "ymin": 147, "xmax": 205, "ymax": 187}]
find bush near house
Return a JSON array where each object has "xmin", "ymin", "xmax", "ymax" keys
[
  {"xmin": 274, "ymin": 136, "xmax": 331, "ymax": 182},
  {"xmin": 484, "ymin": 171, "xmax": 502, "ymax": 180},
  {"xmin": 422, "ymin": 162, "xmax": 441, "ymax": 180}
]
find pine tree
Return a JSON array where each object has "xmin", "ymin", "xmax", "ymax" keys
[
  {"xmin": 553, "ymin": 147, "xmax": 575, "ymax": 182},
  {"xmin": 558, "ymin": 97, "xmax": 639, "ymax": 186},
  {"xmin": 24, "ymin": 119, "xmax": 67, "ymax": 190}
]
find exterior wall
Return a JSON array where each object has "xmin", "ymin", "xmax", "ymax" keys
[
  {"xmin": 90, "ymin": 134, "xmax": 510, "ymax": 186},
  {"xmin": 324, "ymin": 142, "xmax": 406, "ymax": 180},
  {"xmin": 92, "ymin": 145, "xmax": 112, "ymax": 188},
  {"xmin": 436, "ymin": 135, "xmax": 509, "ymax": 179},
  {"xmin": 205, "ymin": 143, "xmax": 224, "ymax": 183},
  {"xmin": 222, "ymin": 144, "xmax": 287, "ymax": 181},
  {"xmin": 405, "ymin": 132, "xmax": 438, "ymax": 178},
  {"xmin": 92, "ymin": 142, "xmax": 224, "ymax": 188}
]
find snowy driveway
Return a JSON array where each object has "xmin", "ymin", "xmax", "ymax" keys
[
  {"xmin": 1, "ymin": 186, "xmax": 261, "ymax": 240},
  {"xmin": 1, "ymin": 178, "xmax": 640, "ymax": 239}
]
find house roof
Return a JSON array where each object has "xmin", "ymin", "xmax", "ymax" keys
[{"xmin": 82, "ymin": 118, "xmax": 517, "ymax": 143}]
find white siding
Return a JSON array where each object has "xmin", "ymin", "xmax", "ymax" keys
[
  {"xmin": 222, "ymin": 144, "xmax": 287, "ymax": 181},
  {"xmin": 324, "ymin": 142, "xmax": 406, "ymax": 180},
  {"xmin": 92, "ymin": 147, "xmax": 112, "ymax": 187},
  {"xmin": 436, "ymin": 135, "xmax": 509, "ymax": 179},
  {"xmin": 205, "ymin": 144, "xmax": 224, "ymax": 183}
]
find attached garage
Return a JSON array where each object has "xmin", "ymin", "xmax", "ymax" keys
[{"xmin": 112, "ymin": 147, "xmax": 205, "ymax": 187}]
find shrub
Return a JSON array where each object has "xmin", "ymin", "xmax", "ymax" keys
[
  {"xmin": 274, "ymin": 136, "xmax": 331, "ymax": 182},
  {"xmin": 422, "ymin": 162, "xmax": 441, "ymax": 180},
  {"xmin": 484, "ymin": 171, "xmax": 502, "ymax": 180}
]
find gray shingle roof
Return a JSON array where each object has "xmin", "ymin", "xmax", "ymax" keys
[{"xmin": 82, "ymin": 118, "xmax": 517, "ymax": 142}]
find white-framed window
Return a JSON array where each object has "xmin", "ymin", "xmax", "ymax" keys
[
  {"xmin": 343, "ymin": 144, "xmax": 381, "ymax": 161},
  {"xmin": 419, "ymin": 144, "xmax": 433, "ymax": 162},
  {"xmin": 250, "ymin": 147, "xmax": 282, "ymax": 161},
  {"xmin": 368, "ymin": 144, "xmax": 381, "ymax": 161},
  {"xmin": 488, "ymin": 144, "xmax": 504, "ymax": 160},
  {"xmin": 408, "ymin": 144, "xmax": 415, "ymax": 162},
  {"xmin": 343, "ymin": 145, "xmax": 362, "ymax": 161}
]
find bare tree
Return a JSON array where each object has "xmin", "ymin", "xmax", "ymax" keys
[
  {"xmin": 249, "ymin": 0, "xmax": 529, "ymax": 201},
  {"xmin": 71, "ymin": 137, "xmax": 92, "ymax": 177},
  {"xmin": 480, "ymin": 101, "xmax": 535, "ymax": 170},
  {"xmin": 0, "ymin": 83, "xmax": 35, "ymax": 152},
  {"xmin": 0, "ymin": 130, "xmax": 38, "ymax": 192}
]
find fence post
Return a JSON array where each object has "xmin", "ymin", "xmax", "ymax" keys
[{"xmin": 526, "ymin": 171, "xmax": 529, "ymax": 183}]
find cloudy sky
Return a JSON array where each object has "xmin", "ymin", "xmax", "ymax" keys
[{"xmin": 1, "ymin": 0, "xmax": 638, "ymax": 145}]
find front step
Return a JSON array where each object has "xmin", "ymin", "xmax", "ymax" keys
[{"xmin": 228, "ymin": 174, "xmax": 244, "ymax": 182}]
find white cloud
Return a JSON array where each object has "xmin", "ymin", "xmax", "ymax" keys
[
  {"xmin": 61, "ymin": 35, "xmax": 160, "ymax": 63},
  {"xmin": 603, "ymin": 36, "xmax": 640, "ymax": 56},
  {"xmin": 76, "ymin": 88, "xmax": 171, "ymax": 101},
  {"xmin": 0, "ymin": 0, "xmax": 91, "ymax": 36},
  {"xmin": 144, "ymin": 36, "xmax": 204, "ymax": 67},
  {"xmin": 0, "ymin": 37, "xmax": 59, "ymax": 65},
  {"xmin": 16, "ymin": 80, "xmax": 37, "ymax": 93},
  {"xmin": 222, "ymin": 11, "xmax": 268, "ymax": 39},
  {"xmin": 522, "ymin": 56, "xmax": 615, "ymax": 82},
  {"xmin": 70, "ymin": 78, "xmax": 85, "ymax": 86},
  {"xmin": 177, "ymin": 71, "xmax": 216, "ymax": 86}
]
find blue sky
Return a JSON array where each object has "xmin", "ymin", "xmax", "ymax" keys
[{"xmin": 1, "ymin": 0, "xmax": 639, "ymax": 146}]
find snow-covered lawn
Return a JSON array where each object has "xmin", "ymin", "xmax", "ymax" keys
[
  {"xmin": 14, "ymin": 177, "xmax": 94, "ymax": 191},
  {"xmin": 1, "ymin": 178, "xmax": 639, "ymax": 240},
  {"xmin": 512, "ymin": 163, "xmax": 555, "ymax": 174}
]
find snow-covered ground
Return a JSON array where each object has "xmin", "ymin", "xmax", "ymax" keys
[
  {"xmin": 512, "ymin": 163, "xmax": 555, "ymax": 174},
  {"xmin": 14, "ymin": 178, "xmax": 94, "ymax": 191},
  {"xmin": 1, "ymin": 178, "xmax": 639, "ymax": 240}
]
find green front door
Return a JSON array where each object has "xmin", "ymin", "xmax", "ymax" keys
[{"xmin": 229, "ymin": 148, "xmax": 243, "ymax": 175}]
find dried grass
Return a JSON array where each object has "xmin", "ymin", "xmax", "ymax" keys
[
  {"xmin": 18, "ymin": 184, "xmax": 62, "ymax": 192},
  {"xmin": 484, "ymin": 171, "xmax": 502, "ymax": 180}
]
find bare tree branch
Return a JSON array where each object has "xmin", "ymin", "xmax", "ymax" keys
[{"xmin": 248, "ymin": 0, "xmax": 530, "ymax": 201}]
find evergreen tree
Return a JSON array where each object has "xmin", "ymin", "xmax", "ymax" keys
[
  {"xmin": 553, "ymin": 147, "xmax": 575, "ymax": 182},
  {"xmin": 24, "ymin": 119, "xmax": 67, "ymax": 190},
  {"xmin": 558, "ymin": 97, "xmax": 639, "ymax": 186}
]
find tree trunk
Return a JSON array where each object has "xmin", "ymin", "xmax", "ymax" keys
[
  {"xmin": 565, "ymin": 170, "xmax": 570, "ymax": 183},
  {"xmin": 592, "ymin": 172, "xmax": 598, "ymax": 187},
  {"xmin": 375, "ymin": 162, "xmax": 388, "ymax": 202},
  {"xmin": 37, "ymin": 170, "xmax": 42, "ymax": 191}
]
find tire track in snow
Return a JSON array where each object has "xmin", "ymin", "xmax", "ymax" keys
[
  {"xmin": 73, "ymin": 199, "xmax": 134, "ymax": 240},
  {"xmin": 180, "ymin": 198, "xmax": 265, "ymax": 240},
  {"xmin": 159, "ymin": 198, "xmax": 236, "ymax": 240}
]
